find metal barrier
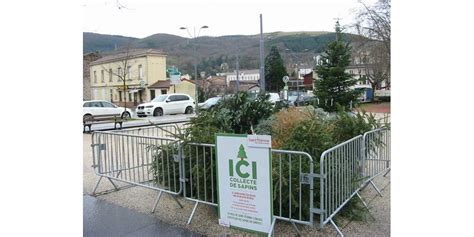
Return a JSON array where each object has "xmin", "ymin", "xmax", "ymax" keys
[
  {"xmin": 90, "ymin": 127, "xmax": 390, "ymax": 237},
  {"xmin": 179, "ymin": 142, "xmax": 317, "ymax": 234},
  {"xmin": 91, "ymin": 131, "xmax": 184, "ymax": 212},
  {"xmin": 181, "ymin": 142, "xmax": 218, "ymax": 224},
  {"xmin": 271, "ymin": 149, "xmax": 316, "ymax": 236},
  {"xmin": 362, "ymin": 128, "xmax": 391, "ymax": 196},
  {"xmin": 319, "ymin": 135, "xmax": 367, "ymax": 236},
  {"xmin": 113, "ymin": 123, "xmax": 190, "ymax": 138}
]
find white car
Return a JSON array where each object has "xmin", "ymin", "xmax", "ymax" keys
[
  {"xmin": 83, "ymin": 100, "xmax": 132, "ymax": 121},
  {"xmin": 268, "ymin": 93, "xmax": 281, "ymax": 104},
  {"xmin": 136, "ymin": 93, "xmax": 195, "ymax": 117},
  {"xmin": 198, "ymin": 96, "xmax": 221, "ymax": 110}
]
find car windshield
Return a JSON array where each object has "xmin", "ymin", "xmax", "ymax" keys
[{"xmin": 151, "ymin": 95, "xmax": 167, "ymax": 102}]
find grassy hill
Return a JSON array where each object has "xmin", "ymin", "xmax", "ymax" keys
[{"xmin": 83, "ymin": 31, "xmax": 360, "ymax": 77}]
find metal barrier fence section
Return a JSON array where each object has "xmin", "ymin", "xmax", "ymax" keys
[
  {"xmin": 319, "ymin": 135, "xmax": 365, "ymax": 234},
  {"xmin": 181, "ymin": 142, "xmax": 218, "ymax": 224},
  {"xmin": 363, "ymin": 128, "xmax": 391, "ymax": 180},
  {"xmin": 113, "ymin": 123, "xmax": 190, "ymax": 139},
  {"xmin": 91, "ymin": 131, "xmax": 184, "ymax": 212},
  {"xmin": 271, "ymin": 149, "xmax": 314, "ymax": 228},
  {"xmin": 362, "ymin": 128, "xmax": 391, "ymax": 197}
]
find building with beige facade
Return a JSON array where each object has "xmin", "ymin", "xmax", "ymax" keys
[
  {"xmin": 89, "ymin": 49, "xmax": 168, "ymax": 107},
  {"xmin": 83, "ymin": 52, "xmax": 101, "ymax": 101}
]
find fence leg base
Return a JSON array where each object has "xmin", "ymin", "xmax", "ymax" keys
[
  {"xmin": 291, "ymin": 221, "xmax": 301, "ymax": 236},
  {"xmin": 92, "ymin": 176, "xmax": 103, "ymax": 195},
  {"xmin": 370, "ymin": 180, "xmax": 383, "ymax": 197},
  {"xmin": 329, "ymin": 219, "xmax": 344, "ymax": 237},
  {"xmin": 106, "ymin": 177, "xmax": 119, "ymax": 191},
  {"xmin": 356, "ymin": 192, "xmax": 370, "ymax": 211},
  {"xmin": 187, "ymin": 202, "xmax": 199, "ymax": 224},
  {"xmin": 171, "ymin": 195, "xmax": 183, "ymax": 209},
  {"xmin": 267, "ymin": 217, "xmax": 276, "ymax": 237},
  {"xmin": 383, "ymin": 168, "xmax": 391, "ymax": 177},
  {"xmin": 151, "ymin": 191, "xmax": 163, "ymax": 213}
]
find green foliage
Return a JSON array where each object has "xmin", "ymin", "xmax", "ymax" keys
[
  {"xmin": 189, "ymin": 92, "xmax": 274, "ymax": 143},
  {"xmin": 330, "ymin": 108, "xmax": 379, "ymax": 143},
  {"xmin": 254, "ymin": 115, "xmax": 275, "ymax": 136},
  {"xmin": 265, "ymin": 46, "xmax": 288, "ymax": 92},
  {"xmin": 147, "ymin": 142, "xmax": 180, "ymax": 192},
  {"xmin": 314, "ymin": 30, "xmax": 360, "ymax": 112},
  {"xmin": 266, "ymin": 107, "xmax": 384, "ymax": 220}
]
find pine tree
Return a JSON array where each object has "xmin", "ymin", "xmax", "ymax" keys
[
  {"xmin": 237, "ymin": 144, "xmax": 247, "ymax": 160},
  {"xmin": 264, "ymin": 46, "xmax": 288, "ymax": 92},
  {"xmin": 314, "ymin": 21, "xmax": 359, "ymax": 112}
]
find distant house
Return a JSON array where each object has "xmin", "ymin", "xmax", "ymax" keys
[
  {"xmin": 303, "ymin": 72, "xmax": 314, "ymax": 91},
  {"xmin": 89, "ymin": 49, "xmax": 168, "ymax": 107},
  {"xmin": 148, "ymin": 79, "xmax": 196, "ymax": 100},
  {"xmin": 228, "ymin": 80, "xmax": 259, "ymax": 92},
  {"xmin": 223, "ymin": 69, "xmax": 260, "ymax": 86}
]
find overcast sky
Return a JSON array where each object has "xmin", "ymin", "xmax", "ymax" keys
[{"xmin": 83, "ymin": 0, "xmax": 377, "ymax": 38}]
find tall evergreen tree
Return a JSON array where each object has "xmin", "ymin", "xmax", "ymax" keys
[
  {"xmin": 264, "ymin": 46, "xmax": 288, "ymax": 92},
  {"xmin": 314, "ymin": 21, "xmax": 359, "ymax": 112}
]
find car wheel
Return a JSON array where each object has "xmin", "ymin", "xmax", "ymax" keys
[
  {"xmin": 185, "ymin": 106, "xmax": 193, "ymax": 114},
  {"xmin": 83, "ymin": 114, "xmax": 92, "ymax": 123},
  {"xmin": 153, "ymin": 108, "xmax": 163, "ymax": 116},
  {"xmin": 121, "ymin": 112, "xmax": 131, "ymax": 120}
]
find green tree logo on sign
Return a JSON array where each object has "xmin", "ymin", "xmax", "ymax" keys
[
  {"xmin": 229, "ymin": 144, "xmax": 257, "ymax": 179},
  {"xmin": 237, "ymin": 144, "xmax": 247, "ymax": 160}
]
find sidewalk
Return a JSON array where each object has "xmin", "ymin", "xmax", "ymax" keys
[{"xmin": 84, "ymin": 195, "xmax": 202, "ymax": 237}]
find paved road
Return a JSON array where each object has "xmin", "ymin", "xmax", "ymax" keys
[
  {"xmin": 83, "ymin": 113, "xmax": 195, "ymax": 132},
  {"xmin": 84, "ymin": 195, "xmax": 202, "ymax": 237}
]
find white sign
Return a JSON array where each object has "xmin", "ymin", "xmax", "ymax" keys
[
  {"xmin": 216, "ymin": 134, "xmax": 273, "ymax": 234},
  {"xmin": 170, "ymin": 74, "xmax": 181, "ymax": 85},
  {"xmin": 247, "ymin": 135, "xmax": 271, "ymax": 148}
]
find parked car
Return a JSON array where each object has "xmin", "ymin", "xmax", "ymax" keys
[
  {"xmin": 198, "ymin": 96, "xmax": 222, "ymax": 110},
  {"xmin": 267, "ymin": 93, "xmax": 281, "ymax": 105},
  {"xmin": 294, "ymin": 94, "xmax": 315, "ymax": 106},
  {"xmin": 136, "ymin": 93, "xmax": 195, "ymax": 117},
  {"xmin": 83, "ymin": 100, "xmax": 132, "ymax": 121}
]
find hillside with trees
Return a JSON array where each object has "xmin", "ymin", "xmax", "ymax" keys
[{"xmin": 84, "ymin": 31, "xmax": 363, "ymax": 79}]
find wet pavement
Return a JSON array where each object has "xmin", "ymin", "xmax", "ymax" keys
[{"xmin": 83, "ymin": 195, "xmax": 203, "ymax": 237}]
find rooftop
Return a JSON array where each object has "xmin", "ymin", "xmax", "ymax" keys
[{"xmin": 90, "ymin": 49, "xmax": 166, "ymax": 65}]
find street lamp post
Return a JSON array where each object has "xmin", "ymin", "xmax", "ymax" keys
[{"xmin": 180, "ymin": 25, "xmax": 209, "ymax": 103}]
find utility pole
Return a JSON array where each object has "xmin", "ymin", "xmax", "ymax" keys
[
  {"xmin": 236, "ymin": 53, "xmax": 240, "ymax": 92},
  {"xmin": 259, "ymin": 14, "xmax": 265, "ymax": 93}
]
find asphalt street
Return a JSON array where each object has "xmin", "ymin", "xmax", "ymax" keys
[{"xmin": 83, "ymin": 195, "xmax": 202, "ymax": 237}]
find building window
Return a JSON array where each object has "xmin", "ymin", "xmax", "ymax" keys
[
  {"xmin": 93, "ymin": 71, "xmax": 97, "ymax": 83},
  {"xmin": 119, "ymin": 91, "xmax": 122, "ymax": 101},
  {"xmin": 109, "ymin": 69, "xmax": 113, "ymax": 82},
  {"xmin": 127, "ymin": 66, "xmax": 132, "ymax": 80},
  {"xmin": 138, "ymin": 64, "xmax": 143, "ymax": 80},
  {"xmin": 117, "ymin": 67, "xmax": 122, "ymax": 81},
  {"xmin": 150, "ymin": 90, "xmax": 155, "ymax": 100},
  {"xmin": 161, "ymin": 89, "xmax": 167, "ymax": 95},
  {"xmin": 101, "ymin": 70, "xmax": 105, "ymax": 83}
]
